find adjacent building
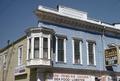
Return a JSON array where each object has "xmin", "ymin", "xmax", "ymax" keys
[{"xmin": 0, "ymin": 5, "xmax": 120, "ymax": 81}]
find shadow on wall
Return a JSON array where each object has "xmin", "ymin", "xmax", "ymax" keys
[{"xmin": 15, "ymin": 74, "xmax": 27, "ymax": 80}]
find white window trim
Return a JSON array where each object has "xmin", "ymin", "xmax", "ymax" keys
[
  {"xmin": 55, "ymin": 37, "xmax": 58, "ymax": 62},
  {"xmin": 93, "ymin": 43, "xmax": 96, "ymax": 65},
  {"xmin": 27, "ymin": 37, "xmax": 29, "ymax": 60},
  {"xmin": 86, "ymin": 42, "xmax": 89, "ymax": 65},
  {"xmin": 64, "ymin": 38, "xmax": 67, "ymax": 63},
  {"xmin": 72, "ymin": 40, "xmax": 74, "ymax": 64},
  {"xmin": 18, "ymin": 45, "xmax": 23, "ymax": 66},
  {"xmin": 86, "ymin": 42, "xmax": 96, "ymax": 65},
  {"xmin": 80, "ymin": 41, "xmax": 83, "ymax": 64},
  {"xmin": 72, "ymin": 39, "xmax": 82, "ymax": 64},
  {"xmin": 55, "ymin": 36, "xmax": 66, "ymax": 63}
]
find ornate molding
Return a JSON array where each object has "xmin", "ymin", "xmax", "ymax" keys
[{"xmin": 36, "ymin": 10, "xmax": 120, "ymax": 37}]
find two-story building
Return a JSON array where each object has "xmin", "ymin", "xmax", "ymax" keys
[{"xmin": 0, "ymin": 5, "xmax": 120, "ymax": 81}]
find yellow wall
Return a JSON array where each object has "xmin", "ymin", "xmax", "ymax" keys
[{"xmin": 0, "ymin": 37, "xmax": 31, "ymax": 81}]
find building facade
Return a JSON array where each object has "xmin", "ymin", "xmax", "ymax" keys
[{"xmin": 0, "ymin": 5, "xmax": 120, "ymax": 81}]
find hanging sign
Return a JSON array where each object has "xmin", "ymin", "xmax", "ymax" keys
[{"xmin": 105, "ymin": 47, "xmax": 118, "ymax": 66}]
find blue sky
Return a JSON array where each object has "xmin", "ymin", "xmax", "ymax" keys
[{"xmin": 0, "ymin": 0, "xmax": 120, "ymax": 48}]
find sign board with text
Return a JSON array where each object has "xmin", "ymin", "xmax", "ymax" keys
[
  {"xmin": 105, "ymin": 47, "xmax": 118, "ymax": 66},
  {"xmin": 46, "ymin": 73, "xmax": 95, "ymax": 81}
]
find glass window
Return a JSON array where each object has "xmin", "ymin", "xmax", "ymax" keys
[
  {"xmin": 0, "ymin": 56, "xmax": 2, "ymax": 69},
  {"xmin": 3, "ymin": 54, "xmax": 7, "ymax": 69},
  {"xmin": 58, "ymin": 38, "xmax": 64, "ymax": 62},
  {"xmin": 43, "ymin": 38, "xmax": 48, "ymax": 59},
  {"xmin": 34, "ymin": 37, "xmax": 39, "ymax": 59},
  {"xmin": 74, "ymin": 40, "xmax": 80, "ymax": 64},
  {"xmin": 18, "ymin": 46, "xmax": 23, "ymax": 66},
  {"xmin": 88, "ymin": 42, "xmax": 95, "ymax": 65},
  {"xmin": 28, "ymin": 38, "xmax": 31, "ymax": 60}
]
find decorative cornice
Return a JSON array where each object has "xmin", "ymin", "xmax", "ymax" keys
[
  {"xmin": 25, "ymin": 27, "xmax": 55, "ymax": 35},
  {"xmin": 36, "ymin": 10, "xmax": 102, "ymax": 32},
  {"xmin": 36, "ymin": 10, "xmax": 120, "ymax": 37}
]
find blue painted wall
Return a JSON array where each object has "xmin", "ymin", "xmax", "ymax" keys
[{"xmin": 38, "ymin": 21, "xmax": 120, "ymax": 72}]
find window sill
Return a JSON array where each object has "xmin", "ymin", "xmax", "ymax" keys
[
  {"xmin": 56, "ymin": 61, "xmax": 66, "ymax": 64},
  {"xmin": 73, "ymin": 63, "xmax": 83, "ymax": 66},
  {"xmin": 87, "ymin": 64, "xmax": 96, "ymax": 67}
]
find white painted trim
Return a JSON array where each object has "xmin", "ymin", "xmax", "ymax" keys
[
  {"xmin": 72, "ymin": 39, "xmax": 75, "ymax": 64},
  {"xmin": 80, "ymin": 41, "xmax": 83, "ymax": 64},
  {"xmin": 41, "ymin": 36, "xmax": 43, "ymax": 58},
  {"xmin": 64, "ymin": 38, "xmax": 67, "ymax": 63},
  {"xmin": 48, "ymin": 36, "xmax": 51, "ymax": 59},
  {"xmin": 86, "ymin": 42, "xmax": 89, "ymax": 65},
  {"xmin": 26, "ymin": 37, "xmax": 29, "ymax": 60},
  {"xmin": 55, "ymin": 37, "xmax": 58, "ymax": 62},
  {"xmin": 39, "ymin": 33, "xmax": 42, "ymax": 58},
  {"xmin": 93, "ymin": 43, "xmax": 96, "ymax": 65},
  {"xmin": 31, "ymin": 37, "xmax": 34, "ymax": 59}
]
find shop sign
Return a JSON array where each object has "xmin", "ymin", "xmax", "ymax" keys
[
  {"xmin": 14, "ymin": 65, "xmax": 26, "ymax": 76},
  {"xmin": 105, "ymin": 47, "xmax": 118, "ymax": 66},
  {"xmin": 46, "ymin": 73, "xmax": 94, "ymax": 81}
]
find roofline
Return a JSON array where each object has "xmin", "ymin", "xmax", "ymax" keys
[
  {"xmin": 37, "ymin": 5, "xmax": 120, "ymax": 31},
  {"xmin": 0, "ymin": 35, "xmax": 27, "ymax": 53}
]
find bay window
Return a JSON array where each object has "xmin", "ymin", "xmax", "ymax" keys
[
  {"xmin": 26, "ymin": 27, "xmax": 54, "ymax": 67},
  {"xmin": 27, "ymin": 33, "xmax": 51, "ymax": 60}
]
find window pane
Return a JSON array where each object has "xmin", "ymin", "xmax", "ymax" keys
[
  {"xmin": 58, "ymin": 39, "xmax": 64, "ymax": 50},
  {"xmin": 34, "ymin": 37, "xmax": 39, "ymax": 49},
  {"xmin": 58, "ymin": 38, "xmax": 64, "ymax": 62},
  {"xmin": 18, "ymin": 46, "xmax": 23, "ymax": 66},
  {"xmin": 43, "ymin": 38, "xmax": 48, "ymax": 59},
  {"xmin": 28, "ymin": 38, "xmax": 31, "ymax": 60},
  {"xmin": 88, "ymin": 42, "xmax": 94, "ymax": 65},
  {"xmin": 34, "ymin": 37, "xmax": 39, "ymax": 58},
  {"xmin": 34, "ymin": 50, "xmax": 39, "ymax": 58},
  {"xmin": 74, "ymin": 40, "xmax": 80, "ymax": 64},
  {"xmin": 4, "ymin": 55, "xmax": 7, "ymax": 69},
  {"xmin": 58, "ymin": 50, "xmax": 64, "ymax": 61}
]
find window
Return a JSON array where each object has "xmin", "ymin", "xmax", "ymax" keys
[
  {"xmin": 34, "ymin": 37, "xmax": 39, "ymax": 59},
  {"xmin": 28, "ymin": 38, "xmax": 31, "ymax": 60},
  {"xmin": 87, "ymin": 41, "xmax": 96, "ymax": 65},
  {"xmin": 43, "ymin": 37, "xmax": 48, "ymax": 59},
  {"xmin": 0, "ymin": 56, "xmax": 2, "ymax": 69},
  {"xmin": 56, "ymin": 35, "xmax": 66, "ymax": 63},
  {"xmin": 18, "ymin": 46, "xmax": 23, "ymax": 66},
  {"xmin": 3, "ymin": 54, "xmax": 7, "ymax": 70},
  {"xmin": 58, "ymin": 38, "xmax": 64, "ymax": 62},
  {"xmin": 73, "ymin": 39, "xmax": 82, "ymax": 64}
]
